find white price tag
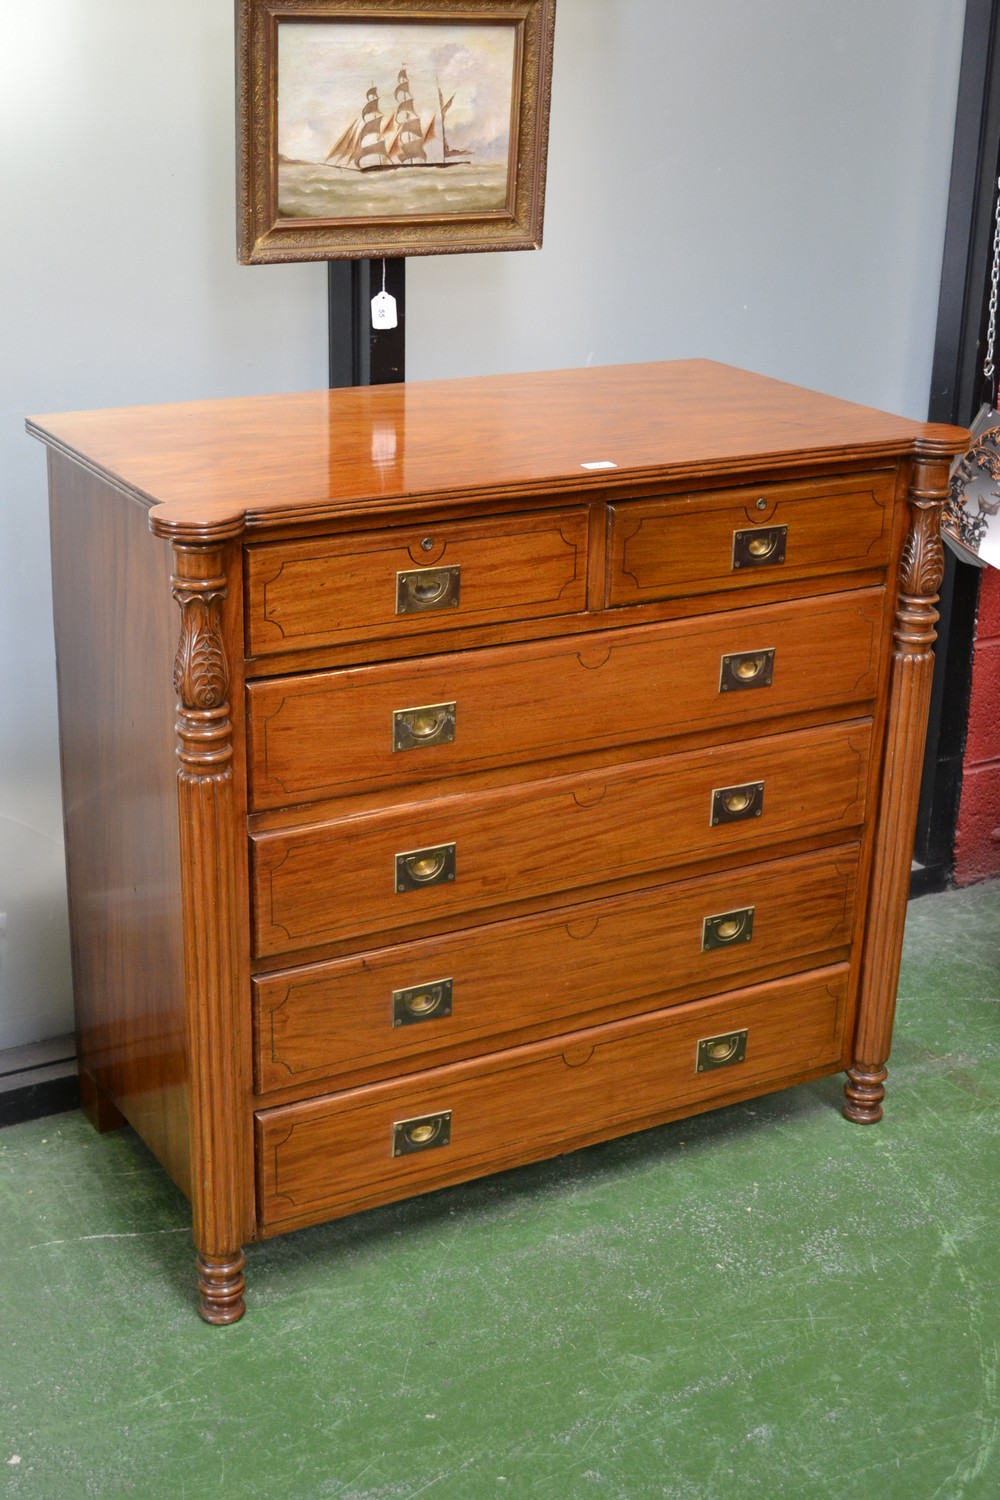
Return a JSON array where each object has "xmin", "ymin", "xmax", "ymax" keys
[{"xmin": 371, "ymin": 291, "xmax": 398, "ymax": 330}]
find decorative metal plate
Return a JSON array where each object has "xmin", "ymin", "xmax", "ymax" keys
[
  {"xmin": 702, "ymin": 906, "xmax": 756, "ymax": 952},
  {"xmin": 396, "ymin": 565, "xmax": 461, "ymax": 615},
  {"xmin": 732, "ymin": 525, "xmax": 787, "ymax": 569},
  {"xmin": 392, "ymin": 978, "xmax": 454, "ymax": 1027},
  {"xmin": 394, "ymin": 842, "xmax": 457, "ymax": 892},
  {"xmin": 710, "ymin": 781, "xmax": 765, "ymax": 825},
  {"xmin": 393, "ymin": 1111, "xmax": 452, "ymax": 1157},
  {"xmin": 696, "ymin": 1029, "xmax": 749, "ymax": 1072},
  {"xmin": 393, "ymin": 701, "xmax": 457, "ymax": 752},
  {"xmin": 719, "ymin": 648, "xmax": 775, "ymax": 693}
]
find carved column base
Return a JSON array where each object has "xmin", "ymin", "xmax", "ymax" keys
[
  {"xmin": 197, "ymin": 1250, "xmax": 247, "ymax": 1325},
  {"xmin": 843, "ymin": 1064, "xmax": 888, "ymax": 1124}
]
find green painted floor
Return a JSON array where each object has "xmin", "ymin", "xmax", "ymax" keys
[{"xmin": 2, "ymin": 881, "xmax": 998, "ymax": 1500}]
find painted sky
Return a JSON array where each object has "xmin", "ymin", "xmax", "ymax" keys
[{"xmin": 277, "ymin": 21, "xmax": 517, "ymax": 164}]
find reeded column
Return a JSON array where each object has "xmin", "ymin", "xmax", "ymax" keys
[
  {"xmin": 844, "ymin": 445, "xmax": 954, "ymax": 1123},
  {"xmin": 172, "ymin": 536, "xmax": 246, "ymax": 1322}
]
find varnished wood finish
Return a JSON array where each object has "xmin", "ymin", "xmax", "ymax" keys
[
  {"xmin": 245, "ymin": 508, "xmax": 588, "ymax": 656},
  {"xmin": 171, "ymin": 540, "xmax": 248, "ymax": 1324},
  {"xmin": 31, "ymin": 361, "xmax": 967, "ymax": 1320},
  {"xmin": 27, "ymin": 362, "xmax": 963, "ymax": 537},
  {"xmin": 607, "ymin": 472, "xmax": 894, "ymax": 606},
  {"xmin": 253, "ymin": 845, "xmax": 859, "ymax": 1095},
  {"xmin": 846, "ymin": 448, "xmax": 954, "ymax": 1123},
  {"xmin": 248, "ymin": 590, "xmax": 884, "ymax": 808},
  {"xmin": 46, "ymin": 455, "xmax": 190, "ymax": 1192},
  {"xmin": 255, "ymin": 965, "xmax": 850, "ymax": 1233},
  {"xmin": 251, "ymin": 721, "xmax": 873, "ymax": 958}
]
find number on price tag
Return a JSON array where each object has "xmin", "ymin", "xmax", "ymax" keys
[{"xmin": 371, "ymin": 291, "xmax": 398, "ymax": 330}]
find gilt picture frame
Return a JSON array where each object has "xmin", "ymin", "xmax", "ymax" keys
[{"xmin": 237, "ymin": 0, "xmax": 556, "ymax": 262}]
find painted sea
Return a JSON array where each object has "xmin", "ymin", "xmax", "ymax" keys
[{"xmin": 277, "ymin": 160, "xmax": 510, "ymax": 221}]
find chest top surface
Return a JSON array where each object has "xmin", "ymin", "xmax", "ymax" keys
[{"xmin": 27, "ymin": 360, "xmax": 965, "ymax": 541}]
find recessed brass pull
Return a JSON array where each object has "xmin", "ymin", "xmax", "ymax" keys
[
  {"xmin": 719, "ymin": 648, "xmax": 775, "ymax": 692},
  {"xmin": 711, "ymin": 780, "xmax": 765, "ymax": 825},
  {"xmin": 696, "ymin": 1029, "xmax": 749, "ymax": 1072},
  {"xmin": 393, "ymin": 701, "xmax": 457, "ymax": 752},
  {"xmin": 393, "ymin": 978, "xmax": 454, "ymax": 1027},
  {"xmin": 732, "ymin": 525, "xmax": 787, "ymax": 570},
  {"xmin": 393, "ymin": 1110, "xmax": 452, "ymax": 1156},
  {"xmin": 395, "ymin": 842, "xmax": 457, "ymax": 892},
  {"xmin": 396, "ymin": 565, "xmax": 461, "ymax": 615},
  {"xmin": 702, "ymin": 906, "xmax": 756, "ymax": 951}
]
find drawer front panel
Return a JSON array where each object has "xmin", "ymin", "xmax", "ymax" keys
[
  {"xmin": 253, "ymin": 845, "xmax": 859, "ymax": 1092},
  {"xmin": 246, "ymin": 509, "xmax": 589, "ymax": 656},
  {"xmin": 248, "ymin": 590, "xmax": 885, "ymax": 809},
  {"xmin": 607, "ymin": 472, "xmax": 894, "ymax": 606},
  {"xmin": 255, "ymin": 965, "xmax": 849, "ymax": 1230},
  {"xmin": 251, "ymin": 721, "xmax": 872, "ymax": 957}
]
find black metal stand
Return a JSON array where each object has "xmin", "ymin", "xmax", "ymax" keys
[
  {"xmin": 912, "ymin": 0, "xmax": 999, "ymax": 893},
  {"xmin": 328, "ymin": 258, "xmax": 406, "ymax": 387}
]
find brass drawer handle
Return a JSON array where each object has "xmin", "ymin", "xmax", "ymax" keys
[
  {"xmin": 711, "ymin": 780, "xmax": 765, "ymax": 825},
  {"xmin": 393, "ymin": 978, "xmax": 454, "ymax": 1026},
  {"xmin": 719, "ymin": 648, "xmax": 775, "ymax": 692},
  {"xmin": 393, "ymin": 1111, "xmax": 452, "ymax": 1156},
  {"xmin": 395, "ymin": 842, "xmax": 457, "ymax": 892},
  {"xmin": 696, "ymin": 1030, "xmax": 748, "ymax": 1072},
  {"xmin": 393, "ymin": 701, "xmax": 457, "ymax": 752},
  {"xmin": 396, "ymin": 565, "xmax": 461, "ymax": 615},
  {"xmin": 702, "ymin": 906, "xmax": 755, "ymax": 951},
  {"xmin": 732, "ymin": 525, "xmax": 787, "ymax": 570}
]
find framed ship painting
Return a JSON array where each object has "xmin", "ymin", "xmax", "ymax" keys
[{"xmin": 237, "ymin": 0, "xmax": 557, "ymax": 262}]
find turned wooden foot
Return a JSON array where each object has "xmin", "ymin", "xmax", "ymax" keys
[
  {"xmin": 78, "ymin": 1070, "xmax": 126, "ymax": 1134},
  {"xmin": 843, "ymin": 1063, "xmax": 888, "ymax": 1124},
  {"xmin": 197, "ymin": 1251, "xmax": 246, "ymax": 1324}
]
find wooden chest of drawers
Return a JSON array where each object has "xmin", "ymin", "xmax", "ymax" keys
[{"xmin": 29, "ymin": 360, "xmax": 967, "ymax": 1323}]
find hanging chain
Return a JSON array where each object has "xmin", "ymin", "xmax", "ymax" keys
[{"xmin": 983, "ymin": 173, "xmax": 1000, "ymax": 392}]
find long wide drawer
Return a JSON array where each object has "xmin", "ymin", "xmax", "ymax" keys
[
  {"xmin": 245, "ymin": 508, "xmax": 589, "ymax": 657},
  {"xmin": 250, "ymin": 720, "xmax": 872, "ymax": 957},
  {"xmin": 255, "ymin": 964, "xmax": 850, "ymax": 1231},
  {"xmin": 253, "ymin": 844, "xmax": 860, "ymax": 1093},
  {"xmin": 247, "ymin": 590, "xmax": 885, "ymax": 808},
  {"xmin": 607, "ymin": 471, "xmax": 894, "ymax": 606}
]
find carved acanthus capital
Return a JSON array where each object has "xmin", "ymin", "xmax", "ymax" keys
[
  {"xmin": 899, "ymin": 497, "xmax": 946, "ymax": 602},
  {"xmin": 171, "ymin": 545, "xmax": 233, "ymax": 777},
  {"xmin": 893, "ymin": 455, "xmax": 953, "ymax": 658},
  {"xmin": 173, "ymin": 584, "xmax": 229, "ymax": 711}
]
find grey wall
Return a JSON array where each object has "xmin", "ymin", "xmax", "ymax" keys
[
  {"xmin": 409, "ymin": 0, "xmax": 966, "ymax": 412},
  {"xmin": 0, "ymin": 0, "xmax": 967, "ymax": 1050}
]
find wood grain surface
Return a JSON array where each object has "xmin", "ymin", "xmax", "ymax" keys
[
  {"xmin": 245, "ymin": 507, "xmax": 588, "ymax": 657},
  {"xmin": 255, "ymin": 964, "xmax": 850, "ymax": 1232},
  {"xmin": 251, "ymin": 720, "xmax": 873, "ymax": 958},
  {"xmin": 247, "ymin": 589, "xmax": 885, "ymax": 808},
  {"xmin": 32, "ymin": 359, "xmax": 969, "ymax": 1320},
  {"xmin": 607, "ymin": 471, "xmax": 893, "ymax": 604},
  {"xmin": 27, "ymin": 361, "xmax": 967, "ymax": 539},
  {"xmin": 252, "ymin": 844, "xmax": 859, "ymax": 1095}
]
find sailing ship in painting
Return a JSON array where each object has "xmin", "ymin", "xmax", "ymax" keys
[{"xmin": 324, "ymin": 67, "xmax": 472, "ymax": 172}]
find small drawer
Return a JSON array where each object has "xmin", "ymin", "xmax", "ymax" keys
[
  {"xmin": 606, "ymin": 472, "xmax": 894, "ymax": 607},
  {"xmin": 250, "ymin": 720, "xmax": 872, "ymax": 957},
  {"xmin": 245, "ymin": 509, "xmax": 589, "ymax": 657},
  {"xmin": 247, "ymin": 589, "xmax": 885, "ymax": 809},
  {"xmin": 254, "ymin": 964, "xmax": 850, "ymax": 1230},
  {"xmin": 252, "ymin": 844, "xmax": 859, "ymax": 1093}
]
